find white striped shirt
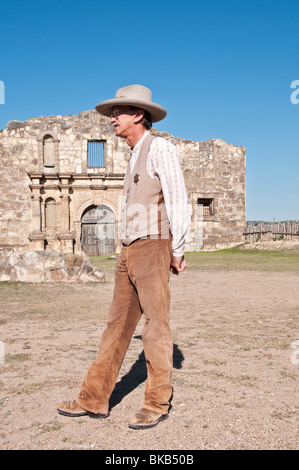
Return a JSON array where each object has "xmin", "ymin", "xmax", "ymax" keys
[{"xmin": 128, "ymin": 131, "xmax": 190, "ymax": 257}]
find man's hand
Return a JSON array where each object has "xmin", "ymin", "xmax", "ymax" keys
[{"xmin": 170, "ymin": 255, "xmax": 186, "ymax": 275}]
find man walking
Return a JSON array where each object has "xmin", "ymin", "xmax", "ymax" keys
[{"xmin": 57, "ymin": 85, "xmax": 190, "ymax": 429}]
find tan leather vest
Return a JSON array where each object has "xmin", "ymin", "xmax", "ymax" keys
[{"xmin": 121, "ymin": 134, "xmax": 170, "ymax": 245}]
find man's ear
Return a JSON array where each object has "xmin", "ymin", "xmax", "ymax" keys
[{"xmin": 133, "ymin": 109, "xmax": 145, "ymax": 124}]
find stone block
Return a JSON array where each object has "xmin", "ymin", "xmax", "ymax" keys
[{"xmin": 0, "ymin": 250, "xmax": 105, "ymax": 283}]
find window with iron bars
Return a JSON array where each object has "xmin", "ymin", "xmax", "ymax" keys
[
  {"xmin": 88, "ymin": 140, "xmax": 105, "ymax": 167},
  {"xmin": 197, "ymin": 198, "xmax": 214, "ymax": 216}
]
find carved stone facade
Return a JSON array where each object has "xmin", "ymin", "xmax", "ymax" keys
[{"xmin": 0, "ymin": 110, "xmax": 246, "ymax": 254}]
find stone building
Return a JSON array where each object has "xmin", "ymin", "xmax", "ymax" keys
[{"xmin": 0, "ymin": 110, "xmax": 246, "ymax": 255}]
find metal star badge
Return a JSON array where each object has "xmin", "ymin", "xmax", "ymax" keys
[{"xmin": 134, "ymin": 173, "xmax": 139, "ymax": 185}]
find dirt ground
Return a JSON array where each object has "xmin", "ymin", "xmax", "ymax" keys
[{"xmin": 0, "ymin": 245, "xmax": 298, "ymax": 450}]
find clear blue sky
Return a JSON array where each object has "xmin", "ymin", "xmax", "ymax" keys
[{"xmin": 1, "ymin": 0, "xmax": 298, "ymax": 221}]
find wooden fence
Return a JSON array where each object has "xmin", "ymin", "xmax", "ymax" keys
[{"xmin": 245, "ymin": 221, "xmax": 299, "ymax": 243}]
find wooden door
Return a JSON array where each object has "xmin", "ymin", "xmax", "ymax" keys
[{"xmin": 81, "ymin": 205, "xmax": 115, "ymax": 256}]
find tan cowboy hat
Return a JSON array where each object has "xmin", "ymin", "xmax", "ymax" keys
[{"xmin": 95, "ymin": 84, "xmax": 167, "ymax": 122}]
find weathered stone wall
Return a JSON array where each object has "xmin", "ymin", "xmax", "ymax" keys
[
  {"xmin": 0, "ymin": 111, "xmax": 127, "ymax": 253},
  {"xmin": 0, "ymin": 136, "xmax": 32, "ymax": 250},
  {"xmin": 0, "ymin": 110, "xmax": 246, "ymax": 253},
  {"xmin": 179, "ymin": 138, "xmax": 246, "ymax": 250}
]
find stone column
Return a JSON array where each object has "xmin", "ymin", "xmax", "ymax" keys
[
  {"xmin": 31, "ymin": 193, "xmax": 42, "ymax": 232},
  {"xmin": 60, "ymin": 194, "xmax": 70, "ymax": 232},
  {"xmin": 29, "ymin": 177, "xmax": 45, "ymax": 249},
  {"xmin": 57, "ymin": 176, "xmax": 74, "ymax": 252}
]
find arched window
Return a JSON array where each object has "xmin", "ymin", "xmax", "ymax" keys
[
  {"xmin": 45, "ymin": 198, "xmax": 56, "ymax": 228},
  {"xmin": 43, "ymin": 135, "xmax": 55, "ymax": 167}
]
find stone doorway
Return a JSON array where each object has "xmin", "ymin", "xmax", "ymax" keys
[{"xmin": 81, "ymin": 204, "xmax": 116, "ymax": 256}]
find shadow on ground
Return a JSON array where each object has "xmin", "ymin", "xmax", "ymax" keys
[{"xmin": 109, "ymin": 336, "xmax": 184, "ymax": 411}]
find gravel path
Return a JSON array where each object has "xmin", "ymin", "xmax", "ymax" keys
[{"xmin": 0, "ymin": 266, "xmax": 298, "ymax": 450}]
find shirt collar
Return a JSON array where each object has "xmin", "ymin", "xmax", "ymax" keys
[{"xmin": 130, "ymin": 131, "xmax": 150, "ymax": 158}]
